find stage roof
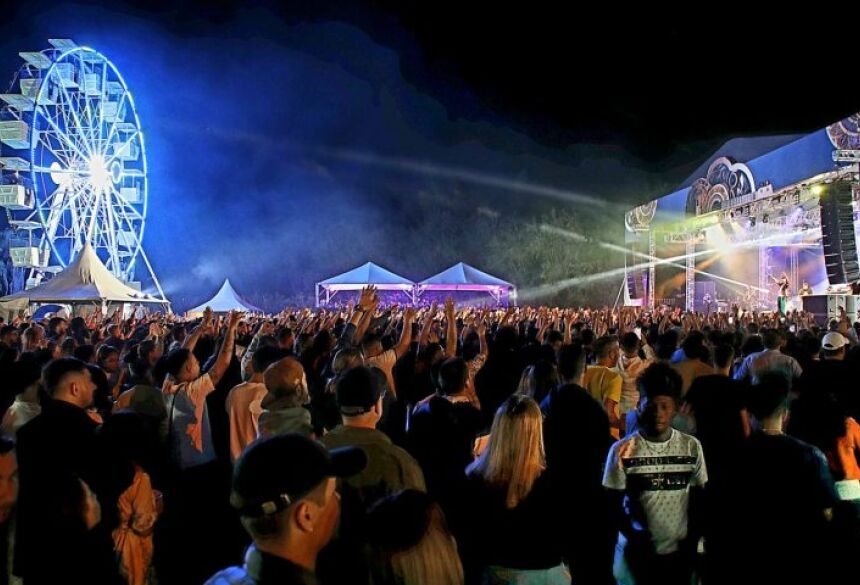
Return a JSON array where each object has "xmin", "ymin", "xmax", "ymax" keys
[
  {"xmin": 634, "ymin": 112, "xmax": 859, "ymax": 224},
  {"xmin": 678, "ymin": 134, "xmax": 805, "ymax": 189}
]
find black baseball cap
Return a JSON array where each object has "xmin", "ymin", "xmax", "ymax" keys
[
  {"xmin": 336, "ymin": 366, "xmax": 382, "ymax": 415},
  {"xmin": 231, "ymin": 434, "xmax": 366, "ymax": 517}
]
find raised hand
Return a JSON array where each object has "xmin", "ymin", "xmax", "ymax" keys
[
  {"xmin": 423, "ymin": 301, "xmax": 438, "ymax": 324},
  {"xmin": 259, "ymin": 321, "xmax": 274, "ymax": 336},
  {"xmin": 477, "ymin": 319, "xmax": 487, "ymax": 337},
  {"xmin": 228, "ymin": 310, "xmax": 244, "ymax": 330},
  {"xmin": 358, "ymin": 286, "xmax": 377, "ymax": 311}
]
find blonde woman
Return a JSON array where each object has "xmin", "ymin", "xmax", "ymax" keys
[
  {"xmin": 516, "ymin": 359, "xmax": 560, "ymax": 405},
  {"xmin": 460, "ymin": 395, "xmax": 569, "ymax": 584},
  {"xmin": 367, "ymin": 490, "xmax": 464, "ymax": 585}
]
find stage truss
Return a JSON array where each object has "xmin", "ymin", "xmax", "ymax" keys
[{"xmin": 632, "ymin": 163, "xmax": 860, "ymax": 310}]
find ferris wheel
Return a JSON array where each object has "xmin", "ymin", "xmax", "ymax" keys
[{"xmin": 0, "ymin": 38, "xmax": 165, "ymax": 299}]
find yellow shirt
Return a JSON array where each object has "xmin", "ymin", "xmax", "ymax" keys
[
  {"xmin": 584, "ymin": 366, "xmax": 623, "ymax": 439},
  {"xmin": 583, "ymin": 366, "xmax": 623, "ymax": 405}
]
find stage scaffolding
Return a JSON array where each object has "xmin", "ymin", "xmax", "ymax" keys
[{"xmin": 638, "ymin": 166, "xmax": 857, "ymax": 310}]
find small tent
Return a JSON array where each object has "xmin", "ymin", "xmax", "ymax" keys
[{"xmin": 187, "ymin": 279, "xmax": 262, "ymax": 315}]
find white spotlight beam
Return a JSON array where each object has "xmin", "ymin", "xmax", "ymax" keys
[
  {"xmin": 521, "ymin": 224, "xmax": 819, "ymax": 300},
  {"xmin": 539, "ymin": 224, "xmax": 766, "ymax": 293}
]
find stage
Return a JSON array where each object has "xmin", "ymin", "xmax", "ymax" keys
[{"xmin": 624, "ymin": 114, "xmax": 860, "ymax": 317}]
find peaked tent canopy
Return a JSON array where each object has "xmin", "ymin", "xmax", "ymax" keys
[
  {"xmin": 316, "ymin": 262, "xmax": 414, "ymax": 306},
  {"xmin": 416, "ymin": 262, "xmax": 516, "ymax": 306},
  {"xmin": 0, "ymin": 243, "xmax": 169, "ymax": 310},
  {"xmin": 420, "ymin": 262, "xmax": 514, "ymax": 289},
  {"xmin": 187, "ymin": 279, "xmax": 262, "ymax": 315}
]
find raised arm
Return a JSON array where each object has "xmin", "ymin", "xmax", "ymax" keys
[
  {"xmin": 418, "ymin": 302, "xmax": 437, "ymax": 348},
  {"xmin": 476, "ymin": 319, "xmax": 488, "ymax": 359},
  {"xmin": 208, "ymin": 311, "xmax": 242, "ymax": 387},
  {"xmin": 182, "ymin": 307, "xmax": 212, "ymax": 352},
  {"xmin": 242, "ymin": 319, "xmax": 274, "ymax": 373},
  {"xmin": 563, "ymin": 313, "xmax": 572, "ymax": 346},
  {"xmin": 444, "ymin": 299, "xmax": 457, "ymax": 359},
  {"xmin": 394, "ymin": 307, "xmax": 417, "ymax": 359},
  {"xmin": 353, "ymin": 288, "xmax": 379, "ymax": 346}
]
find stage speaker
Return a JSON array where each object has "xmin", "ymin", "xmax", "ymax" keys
[
  {"xmin": 626, "ymin": 245, "xmax": 646, "ymax": 300},
  {"xmin": 802, "ymin": 294, "xmax": 860, "ymax": 325},
  {"xmin": 819, "ymin": 182, "xmax": 860, "ymax": 285}
]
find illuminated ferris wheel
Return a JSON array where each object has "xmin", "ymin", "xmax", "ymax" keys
[{"xmin": 0, "ymin": 38, "xmax": 164, "ymax": 298}]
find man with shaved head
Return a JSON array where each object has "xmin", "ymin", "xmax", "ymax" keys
[{"xmin": 257, "ymin": 357, "xmax": 314, "ymax": 438}]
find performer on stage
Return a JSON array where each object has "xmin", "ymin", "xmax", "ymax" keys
[
  {"xmin": 770, "ymin": 273, "xmax": 790, "ymax": 314},
  {"xmin": 799, "ymin": 280, "xmax": 813, "ymax": 296},
  {"xmin": 740, "ymin": 285, "xmax": 756, "ymax": 311}
]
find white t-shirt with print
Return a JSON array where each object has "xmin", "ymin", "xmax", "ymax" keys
[{"xmin": 603, "ymin": 429, "xmax": 707, "ymax": 554}]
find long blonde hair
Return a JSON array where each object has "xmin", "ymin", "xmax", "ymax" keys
[
  {"xmin": 467, "ymin": 394, "xmax": 545, "ymax": 509},
  {"xmin": 368, "ymin": 490, "xmax": 464, "ymax": 585}
]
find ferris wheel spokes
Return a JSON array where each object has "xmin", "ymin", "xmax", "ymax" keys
[{"xmin": 1, "ymin": 40, "xmax": 158, "ymax": 297}]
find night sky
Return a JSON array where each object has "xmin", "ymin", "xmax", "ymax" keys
[{"xmin": 1, "ymin": 1, "xmax": 856, "ymax": 308}]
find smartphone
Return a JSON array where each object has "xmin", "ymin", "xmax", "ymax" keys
[
  {"xmin": 789, "ymin": 324, "xmax": 797, "ymax": 333},
  {"xmin": 728, "ymin": 316, "xmax": 734, "ymax": 324}
]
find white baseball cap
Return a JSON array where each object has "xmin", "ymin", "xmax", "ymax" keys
[{"xmin": 821, "ymin": 332, "xmax": 848, "ymax": 351}]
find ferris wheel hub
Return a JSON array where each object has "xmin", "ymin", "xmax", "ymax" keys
[{"xmin": 87, "ymin": 154, "xmax": 111, "ymax": 191}]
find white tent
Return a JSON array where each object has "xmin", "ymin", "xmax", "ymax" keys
[
  {"xmin": 0, "ymin": 243, "xmax": 169, "ymax": 312},
  {"xmin": 187, "ymin": 279, "xmax": 262, "ymax": 315},
  {"xmin": 316, "ymin": 262, "xmax": 415, "ymax": 306}
]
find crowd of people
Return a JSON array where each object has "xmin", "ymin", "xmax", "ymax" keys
[{"xmin": 0, "ymin": 286, "xmax": 858, "ymax": 585}]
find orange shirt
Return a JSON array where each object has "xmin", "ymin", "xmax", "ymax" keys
[
  {"xmin": 834, "ymin": 418, "xmax": 860, "ymax": 481},
  {"xmin": 113, "ymin": 466, "xmax": 159, "ymax": 585}
]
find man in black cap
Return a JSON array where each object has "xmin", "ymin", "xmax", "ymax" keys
[
  {"xmin": 317, "ymin": 366, "xmax": 425, "ymax": 584},
  {"xmin": 206, "ymin": 434, "xmax": 365, "ymax": 585},
  {"xmin": 321, "ymin": 366, "xmax": 425, "ymax": 503}
]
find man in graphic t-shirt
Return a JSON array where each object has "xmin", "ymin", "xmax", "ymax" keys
[{"xmin": 604, "ymin": 363, "xmax": 707, "ymax": 585}]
